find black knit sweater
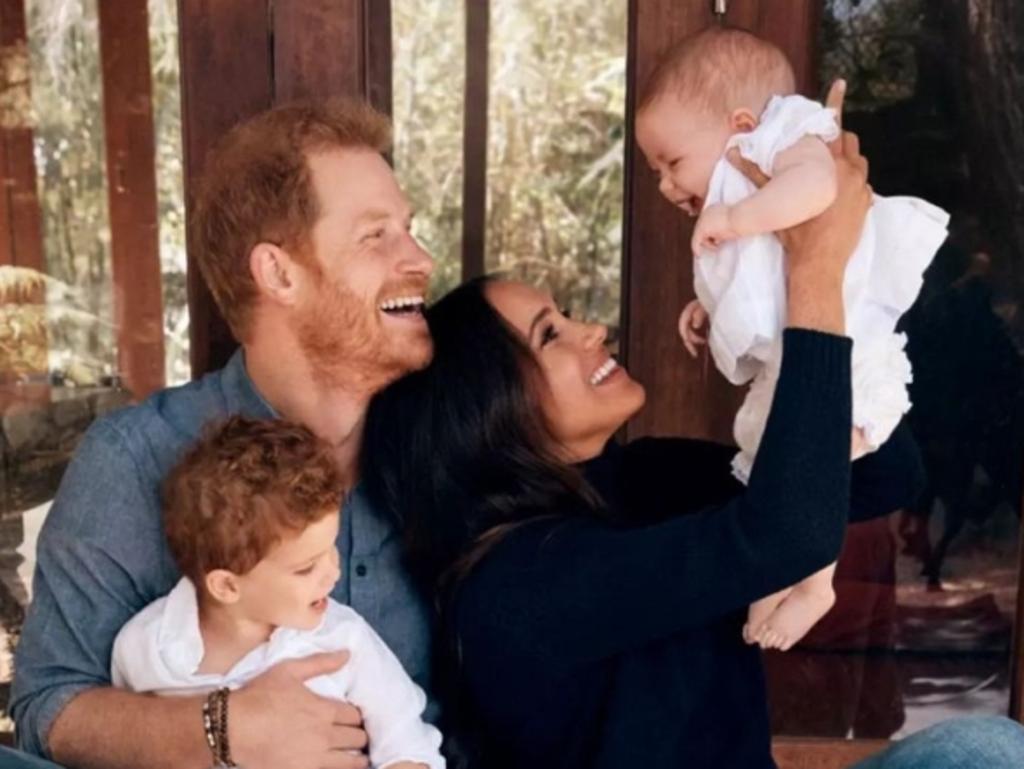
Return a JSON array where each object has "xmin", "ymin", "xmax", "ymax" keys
[{"xmin": 449, "ymin": 330, "xmax": 925, "ymax": 769}]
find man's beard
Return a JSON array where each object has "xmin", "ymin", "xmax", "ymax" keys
[{"xmin": 294, "ymin": 275, "xmax": 432, "ymax": 393}]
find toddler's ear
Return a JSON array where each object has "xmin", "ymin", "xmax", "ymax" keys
[{"xmin": 729, "ymin": 108, "xmax": 758, "ymax": 134}]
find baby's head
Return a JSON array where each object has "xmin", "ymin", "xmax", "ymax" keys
[
  {"xmin": 636, "ymin": 26, "xmax": 796, "ymax": 215},
  {"xmin": 163, "ymin": 416, "xmax": 345, "ymax": 631}
]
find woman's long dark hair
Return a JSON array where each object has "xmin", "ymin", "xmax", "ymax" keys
[{"xmin": 363, "ymin": 275, "xmax": 607, "ymax": 767}]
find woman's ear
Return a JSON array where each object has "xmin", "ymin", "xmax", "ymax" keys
[
  {"xmin": 250, "ymin": 242, "xmax": 301, "ymax": 306},
  {"xmin": 204, "ymin": 569, "xmax": 241, "ymax": 605},
  {"xmin": 729, "ymin": 108, "xmax": 758, "ymax": 134}
]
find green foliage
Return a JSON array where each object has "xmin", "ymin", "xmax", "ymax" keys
[
  {"xmin": 393, "ymin": 0, "xmax": 627, "ymax": 331},
  {"xmin": 23, "ymin": 0, "xmax": 188, "ymax": 385}
]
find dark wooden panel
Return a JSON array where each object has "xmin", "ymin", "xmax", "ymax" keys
[
  {"xmin": 1012, "ymin": 510, "xmax": 1024, "ymax": 722},
  {"xmin": 622, "ymin": 0, "xmax": 741, "ymax": 443},
  {"xmin": 461, "ymin": 0, "xmax": 488, "ymax": 280},
  {"xmin": 726, "ymin": 0, "xmax": 822, "ymax": 95},
  {"xmin": 98, "ymin": 0, "xmax": 166, "ymax": 399},
  {"xmin": 177, "ymin": 0, "xmax": 273, "ymax": 376},
  {"xmin": 273, "ymin": 0, "xmax": 363, "ymax": 103},
  {"xmin": 0, "ymin": 0, "xmax": 45, "ymax": 271},
  {"xmin": 364, "ymin": 0, "xmax": 393, "ymax": 118},
  {"xmin": 773, "ymin": 738, "xmax": 888, "ymax": 769}
]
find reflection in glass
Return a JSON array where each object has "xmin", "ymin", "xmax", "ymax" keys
[{"xmin": 767, "ymin": 0, "xmax": 1022, "ymax": 738}]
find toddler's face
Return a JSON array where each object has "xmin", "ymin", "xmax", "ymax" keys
[
  {"xmin": 636, "ymin": 95, "xmax": 732, "ymax": 217},
  {"xmin": 234, "ymin": 509, "xmax": 343, "ymax": 631}
]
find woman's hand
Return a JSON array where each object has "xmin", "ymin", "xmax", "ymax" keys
[{"xmin": 727, "ymin": 80, "xmax": 872, "ymax": 335}]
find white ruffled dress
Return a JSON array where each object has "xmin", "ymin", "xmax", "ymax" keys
[{"xmin": 694, "ymin": 94, "xmax": 950, "ymax": 483}]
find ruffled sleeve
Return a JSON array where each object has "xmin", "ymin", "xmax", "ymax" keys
[{"xmin": 728, "ymin": 94, "xmax": 839, "ymax": 175}]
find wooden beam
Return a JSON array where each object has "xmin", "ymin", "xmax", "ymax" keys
[
  {"xmin": 725, "ymin": 0, "xmax": 822, "ymax": 95},
  {"xmin": 461, "ymin": 0, "xmax": 488, "ymax": 280},
  {"xmin": 1011, "ymin": 502, "xmax": 1024, "ymax": 722},
  {"xmin": 0, "ymin": 0, "xmax": 45, "ymax": 271},
  {"xmin": 772, "ymin": 738, "xmax": 888, "ymax": 769},
  {"xmin": 97, "ymin": 0, "xmax": 166, "ymax": 399},
  {"xmin": 178, "ymin": 0, "xmax": 273, "ymax": 377},
  {"xmin": 273, "ymin": 0, "xmax": 364, "ymax": 103}
]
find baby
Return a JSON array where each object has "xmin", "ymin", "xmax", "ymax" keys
[
  {"xmin": 635, "ymin": 27, "xmax": 948, "ymax": 652},
  {"xmin": 111, "ymin": 416, "xmax": 444, "ymax": 769}
]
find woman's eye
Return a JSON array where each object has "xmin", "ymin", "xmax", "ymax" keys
[
  {"xmin": 540, "ymin": 325, "xmax": 559, "ymax": 347},
  {"xmin": 669, "ymin": 157, "xmax": 682, "ymax": 169},
  {"xmin": 560, "ymin": 307, "xmax": 571, "ymax": 319}
]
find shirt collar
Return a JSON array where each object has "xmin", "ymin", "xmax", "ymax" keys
[{"xmin": 220, "ymin": 348, "xmax": 279, "ymax": 420}]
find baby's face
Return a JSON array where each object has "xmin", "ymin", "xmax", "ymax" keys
[
  {"xmin": 636, "ymin": 95, "xmax": 732, "ymax": 217},
  {"xmin": 234, "ymin": 509, "xmax": 342, "ymax": 631}
]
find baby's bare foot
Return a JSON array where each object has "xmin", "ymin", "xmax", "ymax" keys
[{"xmin": 755, "ymin": 585, "xmax": 835, "ymax": 652}]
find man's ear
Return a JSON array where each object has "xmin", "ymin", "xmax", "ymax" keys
[
  {"xmin": 250, "ymin": 242, "xmax": 302, "ymax": 306},
  {"xmin": 729, "ymin": 108, "xmax": 758, "ymax": 134},
  {"xmin": 204, "ymin": 569, "xmax": 242, "ymax": 605}
]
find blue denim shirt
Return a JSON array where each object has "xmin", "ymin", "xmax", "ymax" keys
[{"xmin": 9, "ymin": 351, "xmax": 435, "ymax": 759}]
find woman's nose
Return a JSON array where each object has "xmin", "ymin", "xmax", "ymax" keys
[{"xmin": 583, "ymin": 322, "xmax": 608, "ymax": 349}]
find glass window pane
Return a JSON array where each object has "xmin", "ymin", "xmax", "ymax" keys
[
  {"xmin": 391, "ymin": 0, "xmax": 466, "ymax": 300},
  {"xmin": 767, "ymin": 0, "xmax": 1023, "ymax": 739},
  {"xmin": 486, "ymin": 1, "xmax": 626, "ymax": 332},
  {"xmin": 0, "ymin": 0, "xmax": 186, "ymax": 735}
]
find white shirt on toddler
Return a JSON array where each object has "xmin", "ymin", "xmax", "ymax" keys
[
  {"xmin": 695, "ymin": 94, "xmax": 950, "ymax": 481},
  {"xmin": 112, "ymin": 577, "xmax": 445, "ymax": 769}
]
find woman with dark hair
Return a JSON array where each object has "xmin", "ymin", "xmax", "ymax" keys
[{"xmin": 363, "ymin": 139, "xmax": 1023, "ymax": 766}]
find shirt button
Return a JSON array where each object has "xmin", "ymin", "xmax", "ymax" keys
[{"xmin": 355, "ymin": 564, "xmax": 368, "ymax": 577}]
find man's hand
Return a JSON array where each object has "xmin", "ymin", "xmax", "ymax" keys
[
  {"xmin": 231, "ymin": 651, "xmax": 369, "ymax": 769},
  {"xmin": 690, "ymin": 203, "xmax": 739, "ymax": 255},
  {"xmin": 678, "ymin": 299, "xmax": 709, "ymax": 358}
]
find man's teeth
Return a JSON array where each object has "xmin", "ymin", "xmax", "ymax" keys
[
  {"xmin": 590, "ymin": 359, "xmax": 619, "ymax": 386},
  {"xmin": 379, "ymin": 296, "xmax": 425, "ymax": 312}
]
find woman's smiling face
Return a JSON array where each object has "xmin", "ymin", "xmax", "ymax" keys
[{"xmin": 485, "ymin": 280, "xmax": 646, "ymax": 462}]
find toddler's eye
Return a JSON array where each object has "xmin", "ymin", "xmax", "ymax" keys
[{"xmin": 295, "ymin": 564, "xmax": 315, "ymax": 576}]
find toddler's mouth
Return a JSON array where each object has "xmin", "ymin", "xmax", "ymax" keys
[{"xmin": 310, "ymin": 597, "xmax": 328, "ymax": 612}]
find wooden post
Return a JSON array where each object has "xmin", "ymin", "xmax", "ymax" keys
[
  {"xmin": 461, "ymin": 0, "xmax": 488, "ymax": 280},
  {"xmin": 0, "ymin": 0, "xmax": 45, "ymax": 271},
  {"xmin": 97, "ymin": 0, "xmax": 166, "ymax": 399},
  {"xmin": 178, "ymin": 0, "xmax": 392, "ymax": 377}
]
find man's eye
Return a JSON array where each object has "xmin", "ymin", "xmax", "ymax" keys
[
  {"xmin": 560, "ymin": 307, "xmax": 571, "ymax": 319},
  {"xmin": 363, "ymin": 228, "xmax": 385, "ymax": 242}
]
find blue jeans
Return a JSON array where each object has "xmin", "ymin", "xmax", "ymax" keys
[
  {"xmin": 1, "ymin": 716, "xmax": 1022, "ymax": 768},
  {"xmin": 852, "ymin": 716, "xmax": 1024, "ymax": 768}
]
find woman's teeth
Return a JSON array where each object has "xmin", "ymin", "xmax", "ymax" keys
[{"xmin": 590, "ymin": 359, "xmax": 619, "ymax": 386}]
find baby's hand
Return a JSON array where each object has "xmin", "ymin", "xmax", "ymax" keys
[
  {"xmin": 691, "ymin": 203, "xmax": 739, "ymax": 254},
  {"xmin": 678, "ymin": 300, "xmax": 708, "ymax": 358}
]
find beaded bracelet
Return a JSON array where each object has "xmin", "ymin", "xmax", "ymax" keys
[{"xmin": 202, "ymin": 687, "xmax": 237, "ymax": 767}]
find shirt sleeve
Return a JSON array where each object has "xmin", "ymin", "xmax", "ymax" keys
[
  {"xmin": 457, "ymin": 329, "xmax": 853, "ymax": 671},
  {"xmin": 9, "ymin": 419, "xmax": 169, "ymax": 759},
  {"xmin": 343, "ymin": 617, "xmax": 445, "ymax": 769}
]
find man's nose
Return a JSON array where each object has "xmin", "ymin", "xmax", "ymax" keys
[{"xmin": 398, "ymin": 230, "xmax": 434, "ymax": 277}]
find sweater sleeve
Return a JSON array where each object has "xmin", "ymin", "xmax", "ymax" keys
[{"xmin": 456, "ymin": 329, "xmax": 852, "ymax": 671}]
